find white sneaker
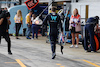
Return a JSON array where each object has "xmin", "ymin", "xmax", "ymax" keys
[
  {"xmin": 70, "ymin": 45, "xmax": 74, "ymax": 48},
  {"xmin": 75, "ymin": 45, "xmax": 79, "ymax": 48},
  {"xmin": 32, "ymin": 38, "xmax": 34, "ymax": 40}
]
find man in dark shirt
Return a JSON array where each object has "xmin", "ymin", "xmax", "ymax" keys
[
  {"xmin": 43, "ymin": 6, "xmax": 63, "ymax": 59},
  {"xmin": 84, "ymin": 16, "xmax": 99, "ymax": 52},
  {"xmin": 0, "ymin": 10, "xmax": 12, "ymax": 55}
]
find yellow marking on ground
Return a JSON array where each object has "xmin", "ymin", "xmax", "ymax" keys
[
  {"xmin": 72, "ymin": 59, "xmax": 83, "ymax": 61},
  {"xmin": 5, "ymin": 62, "xmax": 17, "ymax": 63},
  {"xmin": 19, "ymin": 59, "xmax": 32, "ymax": 60},
  {"xmin": 56, "ymin": 63, "xmax": 61, "ymax": 65},
  {"xmin": 16, "ymin": 59, "xmax": 26, "ymax": 67},
  {"xmin": 60, "ymin": 66, "xmax": 65, "ymax": 67},
  {"xmin": 83, "ymin": 60, "xmax": 100, "ymax": 67}
]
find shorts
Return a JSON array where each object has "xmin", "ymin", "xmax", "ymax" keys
[{"xmin": 70, "ymin": 27, "xmax": 81, "ymax": 33}]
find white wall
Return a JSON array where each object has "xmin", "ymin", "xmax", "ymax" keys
[
  {"xmin": 39, "ymin": 0, "xmax": 71, "ymax": 2},
  {"xmin": 22, "ymin": 0, "xmax": 71, "ymax": 2},
  {"xmin": 1, "ymin": 4, "xmax": 7, "ymax": 8},
  {"xmin": 79, "ymin": 0, "xmax": 100, "ymax": 2}
]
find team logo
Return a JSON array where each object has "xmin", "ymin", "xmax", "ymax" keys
[
  {"xmin": 51, "ymin": 16, "xmax": 57, "ymax": 21},
  {"xmin": 25, "ymin": 0, "xmax": 39, "ymax": 10}
]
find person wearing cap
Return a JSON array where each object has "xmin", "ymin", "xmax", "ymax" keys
[
  {"xmin": 0, "ymin": 10, "xmax": 12, "ymax": 55},
  {"xmin": 26, "ymin": 11, "xmax": 33, "ymax": 39},
  {"xmin": 43, "ymin": 6, "xmax": 63, "ymax": 59},
  {"xmin": 84, "ymin": 16, "xmax": 99, "ymax": 52}
]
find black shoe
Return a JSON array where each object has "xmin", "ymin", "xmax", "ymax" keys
[
  {"xmin": 8, "ymin": 52, "xmax": 12, "ymax": 55},
  {"xmin": 16, "ymin": 38, "xmax": 20, "ymax": 39},
  {"xmin": 86, "ymin": 49, "xmax": 91, "ymax": 52},
  {"xmin": 52, "ymin": 53, "xmax": 56, "ymax": 59},
  {"xmin": 91, "ymin": 51, "xmax": 97, "ymax": 53},
  {"xmin": 26, "ymin": 37, "xmax": 31, "ymax": 39},
  {"xmin": 94, "ymin": 51, "xmax": 97, "ymax": 52}
]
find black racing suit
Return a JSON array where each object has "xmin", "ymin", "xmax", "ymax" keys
[
  {"xmin": 43, "ymin": 13, "xmax": 63, "ymax": 53},
  {"xmin": 0, "ymin": 12, "xmax": 11, "ymax": 52}
]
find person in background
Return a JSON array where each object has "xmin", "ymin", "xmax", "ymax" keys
[
  {"xmin": 69, "ymin": 8, "xmax": 81, "ymax": 48},
  {"xmin": 65, "ymin": 10, "xmax": 71, "ymax": 39},
  {"xmin": 26, "ymin": 10, "xmax": 33, "ymax": 39},
  {"xmin": 14, "ymin": 10, "xmax": 23, "ymax": 39},
  {"xmin": 31, "ymin": 14, "xmax": 39, "ymax": 39},
  {"xmin": 84, "ymin": 16, "xmax": 99, "ymax": 52},
  {"xmin": 65, "ymin": 10, "xmax": 71, "ymax": 20}
]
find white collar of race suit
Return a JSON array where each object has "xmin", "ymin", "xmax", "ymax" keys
[{"xmin": 52, "ymin": 12, "xmax": 56, "ymax": 15}]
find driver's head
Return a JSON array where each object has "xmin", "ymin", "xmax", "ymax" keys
[{"xmin": 51, "ymin": 6, "xmax": 57, "ymax": 12}]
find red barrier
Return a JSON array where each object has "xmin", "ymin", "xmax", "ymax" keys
[{"xmin": 94, "ymin": 35, "xmax": 99, "ymax": 51}]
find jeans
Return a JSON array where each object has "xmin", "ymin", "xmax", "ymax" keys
[
  {"xmin": 84, "ymin": 24, "xmax": 96, "ymax": 51},
  {"xmin": 32, "ymin": 24, "xmax": 39, "ymax": 38},
  {"xmin": 26, "ymin": 24, "xmax": 32, "ymax": 38}
]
